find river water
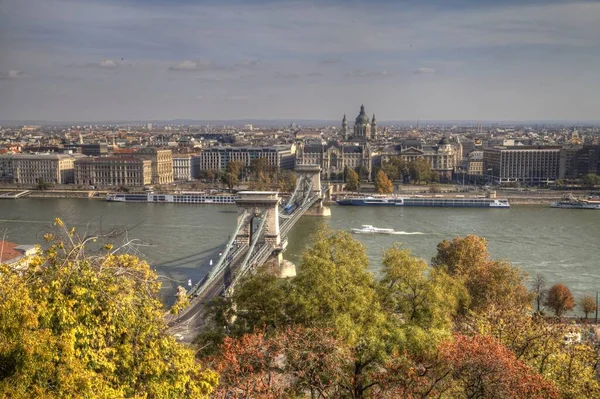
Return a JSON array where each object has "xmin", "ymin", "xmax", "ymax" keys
[{"xmin": 1, "ymin": 198, "xmax": 599, "ymax": 306}]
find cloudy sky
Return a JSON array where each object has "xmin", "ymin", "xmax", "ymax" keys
[{"xmin": 1, "ymin": 0, "xmax": 599, "ymax": 122}]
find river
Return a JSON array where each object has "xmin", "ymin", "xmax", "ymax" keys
[{"xmin": 1, "ymin": 198, "xmax": 599, "ymax": 307}]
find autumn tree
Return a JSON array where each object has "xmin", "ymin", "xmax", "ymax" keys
[
  {"xmin": 0, "ymin": 220, "xmax": 217, "ymax": 398},
  {"xmin": 408, "ymin": 158, "xmax": 431, "ymax": 184},
  {"xmin": 250, "ymin": 157, "xmax": 271, "ymax": 177},
  {"xmin": 531, "ymin": 274, "xmax": 547, "ymax": 313},
  {"xmin": 437, "ymin": 334, "xmax": 559, "ymax": 399},
  {"xmin": 580, "ymin": 294, "xmax": 597, "ymax": 320},
  {"xmin": 545, "ymin": 283, "xmax": 575, "ymax": 317},
  {"xmin": 344, "ymin": 166, "xmax": 360, "ymax": 191},
  {"xmin": 225, "ymin": 160, "xmax": 244, "ymax": 178},
  {"xmin": 382, "ymin": 157, "xmax": 409, "ymax": 181},
  {"xmin": 432, "ymin": 235, "xmax": 532, "ymax": 312},
  {"xmin": 582, "ymin": 173, "xmax": 600, "ymax": 188},
  {"xmin": 277, "ymin": 170, "xmax": 297, "ymax": 193},
  {"xmin": 375, "ymin": 170, "xmax": 393, "ymax": 194}
]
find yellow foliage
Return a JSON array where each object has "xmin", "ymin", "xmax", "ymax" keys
[{"xmin": 0, "ymin": 225, "xmax": 217, "ymax": 398}]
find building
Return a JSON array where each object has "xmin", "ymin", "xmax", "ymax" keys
[
  {"xmin": 560, "ymin": 144, "xmax": 600, "ymax": 179},
  {"xmin": 0, "ymin": 241, "xmax": 36, "ymax": 267},
  {"xmin": 74, "ymin": 156, "xmax": 152, "ymax": 187},
  {"xmin": 467, "ymin": 151, "xmax": 484, "ymax": 176},
  {"xmin": 0, "ymin": 153, "xmax": 79, "ymax": 184},
  {"xmin": 380, "ymin": 138, "xmax": 457, "ymax": 181},
  {"xmin": 133, "ymin": 148, "xmax": 173, "ymax": 185},
  {"xmin": 296, "ymin": 141, "xmax": 372, "ymax": 179},
  {"xmin": 343, "ymin": 105, "xmax": 376, "ymax": 141},
  {"xmin": 483, "ymin": 146, "xmax": 561, "ymax": 185},
  {"xmin": 198, "ymin": 145, "xmax": 296, "ymax": 172},
  {"xmin": 173, "ymin": 154, "xmax": 193, "ymax": 181}
]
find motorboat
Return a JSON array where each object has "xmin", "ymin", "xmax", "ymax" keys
[{"xmin": 351, "ymin": 225, "xmax": 396, "ymax": 234}]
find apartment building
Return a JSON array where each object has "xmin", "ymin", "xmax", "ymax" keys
[
  {"xmin": 0, "ymin": 153, "xmax": 79, "ymax": 184},
  {"xmin": 133, "ymin": 148, "xmax": 173, "ymax": 184},
  {"xmin": 198, "ymin": 145, "xmax": 295, "ymax": 172},
  {"xmin": 74, "ymin": 156, "xmax": 152, "ymax": 187},
  {"xmin": 483, "ymin": 146, "xmax": 561, "ymax": 184}
]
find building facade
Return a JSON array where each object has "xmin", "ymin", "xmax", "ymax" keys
[
  {"xmin": 173, "ymin": 155, "xmax": 193, "ymax": 181},
  {"xmin": 133, "ymin": 148, "xmax": 173, "ymax": 185},
  {"xmin": 483, "ymin": 146, "xmax": 561, "ymax": 185},
  {"xmin": 380, "ymin": 138, "xmax": 457, "ymax": 181},
  {"xmin": 198, "ymin": 145, "xmax": 296, "ymax": 172},
  {"xmin": 296, "ymin": 141, "xmax": 372, "ymax": 179},
  {"xmin": 74, "ymin": 156, "xmax": 152, "ymax": 187},
  {"xmin": 559, "ymin": 144, "xmax": 600, "ymax": 179},
  {"xmin": 0, "ymin": 153, "xmax": 79, "ymax": 184}
]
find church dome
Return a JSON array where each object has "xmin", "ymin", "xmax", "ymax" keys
[
  {"xmin": 438, "ymin": 136, "xmax": 450, "ymax": 145},
  {"xmin": 355, "ymin": 105, "xmax": 370, "ymax": 125}
]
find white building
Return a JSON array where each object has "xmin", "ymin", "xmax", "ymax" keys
[{"xmin": 173, "ymin": 155, "xmax": 193, "ymax": 181}]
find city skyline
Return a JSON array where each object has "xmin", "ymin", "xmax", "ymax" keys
[{"xmin": 1, "ymin": 0, "xmax": 600, "ymax": 122}]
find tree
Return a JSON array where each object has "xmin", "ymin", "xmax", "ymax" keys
[
  {"xmin": 250, "ymin": 157, "xmax": 271, "ymax": 177},
  {"xmin": 0, "ymin": 220, "xmax": 217, "ymax": 398},
  {"xmin": 437, "ymin": 334, "xmax": 559, "ymax": 399},
  {"xmin": 580, "ymin": 294, "xmax": 597, "ymax": 320},
  {"xmin": 225, "ymin": 160, "xmax": 244, "ymax": 178},
  {"xmin": 429, "ymin": 171, "xmax": 440, "ymax": 183},
  {"xmin": 531, "ymin": 274, "xmax": 547, "ymax": 313},
  {"xmin": 582, "ymin": 173, "xmax": 600, "ymax": 189},
  {"xmin": 375, "ymin": 170, "xmax": 393, "ymax": 194},
  {"xmin": 36, "ymin": 177, "xmax": 51, "ymax": 190},
  {"xmin": 408, "ymin": 158, "xmax": 431, "ymax": 184},
  {"xmin": 221, "ymin": 172, "xmax": 238, "ymax": 191},
  {"xmin": 356, "ymin": 165, "xmax": 370, "ymax": 181},
  {"xmin": 344, "ymin": 167, "xmax": 360, "ymax": 191},
  {"xmin": 432, "ymin": 235, "xmax": 532, "ymax": 312},
  {"xmin": 277, "ymin": 170, "xmax": 297, "ymax": 193},
  {"xmin": 545, "ymin": 283, "xmax": 575, "ymax": 317}
]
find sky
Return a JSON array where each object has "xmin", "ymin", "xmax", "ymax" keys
[{"xmin": 0, "ymin": 0, "xmax": 599, "ymax": 122}]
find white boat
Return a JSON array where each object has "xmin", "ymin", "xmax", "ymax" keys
[
  {"xmin": 351, "ymin": 225, "xmax": 396, "ymax": 234},
  {"xmin": 551, "ymin": 194, "xmax": 600, "ymax": 210}
]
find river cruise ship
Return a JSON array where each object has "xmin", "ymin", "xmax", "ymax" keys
[
  {"xmin": 336, "ymin": 196, "xmax": 510, "ymax": 208},
  {"xmin": 551, "ymin": 195, "xmax": 600, "ymax": 210},
  {"xmin": 106, "ymin": 192, "xmax": 237, "ymax": 205}
]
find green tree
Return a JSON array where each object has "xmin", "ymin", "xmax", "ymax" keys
[
  {"xmin": 0, "ymin": 220, "xmax": 217, "ymax": 398},
  {"xmin": 221, "ymin": 172, "xmax": 238, "ymax": 191},
  {"xmin": 356, "ymin": 165, "xmax": 370, "ymax": 181},
  {"xmin": 582, "ymin": 173, "xmax": 600, "ymax": 189},
  {"xmin": 344, "ymin": 167, "xmax": 360, "ymax": 191},
  {"xmin": 408, "ymin": 158, "xmax": 431, "ymax": 184},
  {"xmin": 250, "ymin": 157, "xmax": 271, "ymax": 177},
  {"xmin": 375, "ymin": 170, "xmax": 393, "ymax": 194},
  {"xmin": 545, "ymin": 283, "xmax": 575, "ymax": 317},
  {"xmin": 36, "ymin": 177, "xmax": 51, "ymax": 190}
]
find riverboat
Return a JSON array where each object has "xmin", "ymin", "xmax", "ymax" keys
[
  {"xmin": 551, "ymin": 195, "xmax": 600, "ymax": 210},
  {"xmin": 105, "ymin": 192, "xmax": 237, "ymax": 204},
  {"xmin": 336, "ymin": 196, "xmax": 510, "ymax": 208},
  {"xmin": 351, "ymin": 225, "xmax": 396, "ymax": 234}
]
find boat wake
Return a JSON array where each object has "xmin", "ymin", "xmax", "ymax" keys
[{"xmin": 391, "ymin": 231, "xmax": 425, "ymax": 235}]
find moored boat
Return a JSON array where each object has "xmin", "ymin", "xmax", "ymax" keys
[
  {"xmin": 551, "ymin": 194, "xmax": 600, "ymax": 210},
  {"xmin": 337, "ymin": 196, "xmax": 510, "ymax": 208},
  {"xmin": 106, "ymin": 192, "xmax": 237, "ymax": 204}
]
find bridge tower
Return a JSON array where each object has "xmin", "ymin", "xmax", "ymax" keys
[
  {"xmin": 294, "ymin": 164, "xmax": 331, "ymax": 216},
  {"xmin": 235, "ymin": 191, "xmax": 281, "ymax": 247}
]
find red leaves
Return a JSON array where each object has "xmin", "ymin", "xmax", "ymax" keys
[{"xmin": 438, "ymin": 334, "xmax": 559, "ymax": 399}]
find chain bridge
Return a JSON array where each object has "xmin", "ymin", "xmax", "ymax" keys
[{"xmin": 166, "ymin": 165, "xmax": 328, "ymax": 342}]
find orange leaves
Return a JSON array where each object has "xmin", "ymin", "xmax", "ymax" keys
[{"xmin": 545, "ymin": 283, "xmax": 575, "ymax": 317}]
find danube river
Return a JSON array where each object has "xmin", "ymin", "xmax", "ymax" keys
[{"xmin": 1, "ymin": 198, "xmax": 599, "ymax": 306}]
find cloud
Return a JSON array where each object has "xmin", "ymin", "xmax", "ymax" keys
[
  {"xmin": 96, "ymin": 59, "xmax": 118, "ymax": 69},
  {"xmin": 320, "ymin": 58, "xmax": 343, "ymax": 65},
  {"xmin": 306, "ymin": 72, "xmax": 323, "ymax": 77},
  {"xmin": 345, "ymin": 69, "xmax": 389, "ymax": 78},
  {"xmin": 225, "ymin": 95, "xmax": 249, "ymax": 101},
  {"xmin": 274, "ymin": 72, "xmax": 300, "ymax": 79},
  {"xmin": 0, "ymin": 70, "xmax": 24, "ymax": 79},
  {"xmin": 414, "ymin": 67, "xmax": 436, "ymax": 74},
  {"xmin": 169, "ymin": 60, "xmax": 230, "ymax": 72},
  {"xmin": 196, "ymin": 95, "xmax": 203, "ymax": 100},
  {"xmin": 235, "ymin": 60, "xmax": 261, "ymax": 69}
]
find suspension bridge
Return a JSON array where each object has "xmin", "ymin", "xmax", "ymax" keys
[{"xmin": 166, "ymin": 165, "xmax": 328, "ymax": 342}]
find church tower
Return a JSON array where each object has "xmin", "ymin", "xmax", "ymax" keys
[
  {"xmin": 342, "ymin": 114, "xmax": 348, "ymax": 140},
  {"xmin": 371, "ymin": 114, "xmax": 377, "ymax": 139}
]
